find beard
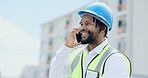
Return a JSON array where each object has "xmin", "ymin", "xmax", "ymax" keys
[{"xmin": 80, "ymin": 31, "xmax": 97, "ymax": 44}]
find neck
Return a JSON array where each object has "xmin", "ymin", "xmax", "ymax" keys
[{"xmin": 88, "ymin": 38, "xmax": 105, "ymax": 51}]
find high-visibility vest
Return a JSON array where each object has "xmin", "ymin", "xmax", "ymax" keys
[{"xmin": 70, "ymin": 45, "xmax": 132, "ymax": 78}]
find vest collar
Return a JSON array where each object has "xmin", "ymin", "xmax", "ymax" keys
[{"xmin": 86, "ymin": 39, "xmax": 108, "ymax": 55}]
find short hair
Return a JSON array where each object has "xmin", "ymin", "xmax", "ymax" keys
[{"xmin": 93, "ymin": 17, "xmax": 108, "ymax": 38}]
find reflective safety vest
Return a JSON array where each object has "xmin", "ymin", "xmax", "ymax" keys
[{"xmin": 70, "ymin": 45, "xmax": 132, "ymax": 78}]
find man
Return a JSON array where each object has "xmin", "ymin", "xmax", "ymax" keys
[{"xmin": 49, "ymin": 1, "xmax": 131, "ymax": 78}]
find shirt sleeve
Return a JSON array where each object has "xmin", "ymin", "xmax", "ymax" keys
[
  {"xmin": 101, "ymin": 53, "xmax": 130, "ymax": 78},
  {"xmin": 49, "ymin": 43, "xmax": 73, "ymax": 78}
]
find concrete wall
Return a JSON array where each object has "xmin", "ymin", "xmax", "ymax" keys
[{"xmin": 131, "ymin": 0, "xmax": 148, "ymax": 76}]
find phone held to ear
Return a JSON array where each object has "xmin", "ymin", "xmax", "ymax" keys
[{"xmin": 76, "ymin": 33, "xmax": 82, "ymax": 43}]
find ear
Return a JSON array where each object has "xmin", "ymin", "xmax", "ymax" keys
[
  {"xmin": 100, "ymin": 26, "xmax": 106, "ymax": 32},
  {"xmin": 100, "ymin": 26, "xmax": 106, "ymax": 37}
]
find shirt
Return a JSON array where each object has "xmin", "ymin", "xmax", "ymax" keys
[{"xmin": 49, "ymin": 40, "xmax": 130, "ymax": 78}]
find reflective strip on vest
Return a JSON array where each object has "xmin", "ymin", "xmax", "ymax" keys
[
  {"xmin": 71, "ymin": 48, "xmax": 85, "ymax": 78},
  {"xmin": 71, "ymin": 45, "xmax": 131, "ymax": 78},
  {"xmin": 87, "ymin": 47, "xmax": 119, "ymax": 78}
]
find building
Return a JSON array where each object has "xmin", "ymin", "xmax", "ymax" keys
[
  {"xmin": 0, "ymin": 72, "xmax": 1, "ymax": 78},
  {"xmin": 40, "ymin": 0, "xmax": 148, "ymax": 78},
  {"xmin": 21, "ymin": 66, "xmax": 39, "ymax": 78},
  {"xmin": 40, "ymin": 5, "xmax": 83, "ymax": 78},
  {"xmin": 127, "ymin": 0, "xmax": 148, "ymax": 78}
]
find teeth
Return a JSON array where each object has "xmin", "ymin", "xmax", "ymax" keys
[{"xmin": 82, "ymin": 33, "xmax": 88, "ymax": 35}]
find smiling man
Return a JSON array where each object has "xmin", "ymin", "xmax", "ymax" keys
[{"xmin": 49, "ymin": 1, "xmax": 132, "ymax": 78}]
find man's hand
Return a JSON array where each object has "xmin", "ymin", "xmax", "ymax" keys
[{"xmin": 64, "ymin": 28, "xmax": 81, "ymax": 48}]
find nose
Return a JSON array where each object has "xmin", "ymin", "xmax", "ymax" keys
[
  {"xmin": 79, "ymin": 26, "xmax": 86, "ymax": 31},
  {"xmin": 78, "ymin": 26, "xmax": 88, "ymax": 33},
  {"xmin": 80, "ymin": 25, "xmax": 87, "ymax": 29}
]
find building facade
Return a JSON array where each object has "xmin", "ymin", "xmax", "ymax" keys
[
  {"xmin": 0, "ymin": 72, "xmax": 1, "ymax": 78},
  {"xmin": 21, "ymin": 66, "xmax": 39, "ymax": 78}
]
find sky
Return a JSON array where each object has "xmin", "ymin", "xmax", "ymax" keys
[
  {"xmin": 0, "ymin": 0, "xmax": 96, "ymax": 77},
  {"xmin": 0, "ymin": 16, "xmax": 40, "ymax": 77},
  {"xmin": 0, "ymin": 0, "xmax": 96, "ymax": 40}
]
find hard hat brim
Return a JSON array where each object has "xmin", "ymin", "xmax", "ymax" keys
[{"xmin": 78, "ymin": 10, "xmax": 111, "ymax": 31}]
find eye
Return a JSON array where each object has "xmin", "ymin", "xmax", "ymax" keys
[
  {"xmin": 80, "ymin": 23, "xmax": 83, "ymax": 26},
  {"xmin": 86, "ymin": 23, "xmax": 90, "ymax": 26}
]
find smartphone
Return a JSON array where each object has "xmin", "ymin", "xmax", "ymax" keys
[{"xmin": 76, "ymin": 33, "xmax": 82, "ymax": 43}]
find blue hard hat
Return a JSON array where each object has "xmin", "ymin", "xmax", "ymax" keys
[{"xmin": 78, "ymin": 1, "xmax": 113, "ymax": 31}]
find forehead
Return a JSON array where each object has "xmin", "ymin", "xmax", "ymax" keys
[{"xmin": 81, "ymin": 15, "xmax": 94, "ymax": 22}]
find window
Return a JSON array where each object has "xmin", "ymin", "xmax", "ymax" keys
[
  {"xmin": 118, "ymin": 0, "xmax": 127, "ymax": 11},
  {"xmin": 48, "ymin": 38, "xmax": 53, "ymax": 49},
  {"xmin": 49, "ymin": 26, "xmax": 54, "ymax": 34},
  {"xmin": 118, "ymin": 15, "xmax": 126, "ymax": 33}
]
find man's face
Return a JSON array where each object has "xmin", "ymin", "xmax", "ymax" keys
[{"xmin": 79, "ymin": 15, "xmax": 100, "ymax": 44}]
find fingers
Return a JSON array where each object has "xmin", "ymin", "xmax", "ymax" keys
[
  {"xmin": 71, "ymin": 28, "xmax": 81, "ymax": 39},
  {"xmin": 72, "ymin": 28, "xmax": 79, "ymax": 34},
  {"xmin": 65, "ymin": 27, "xmax": 82, "ymax": 48},
  {"xmin": 72, "ymin": 27, "xmax": 82, "ymax": 34}
]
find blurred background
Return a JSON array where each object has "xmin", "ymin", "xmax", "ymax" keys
[{"xmin": 0, "ymin": 0, "xmax": 148, "ymax": 78}]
